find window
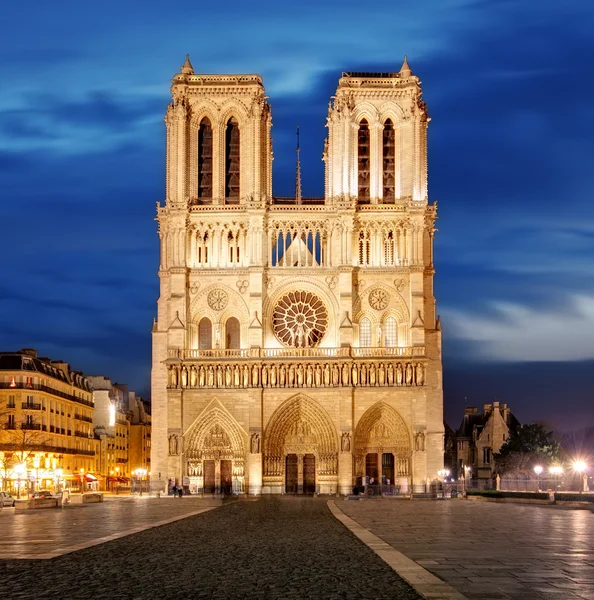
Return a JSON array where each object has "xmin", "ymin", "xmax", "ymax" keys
[
  {"xmin": 384, "ymin": 231, "xmax": 395, "ymax": 265},
  {"xmin": 225, "ymin": 118, "xmax": 240, "ymax": 201},
  {"xmin": 358, "ymin": 120, "xmax": 370, "ymax": 202},
  {"xmin": 197, "ymin": 117, "xmax": 213, "ymax": 199},
  {"xmin": 384, "ymin": 317, "xmax": 397, "ymax": 347},
  {"xmin": 382, "ymin": 119, "xmax": 395, "ymax": 202},
  {"xmin": 360, "ymin": 318, "xmax": 372, "ymax": 347},
  {"xmin": 358, "ymin": 230, "xmax": 370, "ymax": 266},
  {"xmin": 199, "ymin": 317, "xmax": 213, "ymax": 349},
  {"xmin": 225, "ymin": 317, "xmax": 240, "ymax": 349},
  {"xmin": 483, "ymin": 448, "xmax": 492, "ymax": 464}
]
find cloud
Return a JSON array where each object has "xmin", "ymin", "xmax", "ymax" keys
[{"xmin": 445, "ymin": 294, "xmax": 594, "ymax": 361}]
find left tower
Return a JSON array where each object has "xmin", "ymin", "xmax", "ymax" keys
[{"xmin": 151, "ymin": 56, "xmax": 272, "ymax": 491}]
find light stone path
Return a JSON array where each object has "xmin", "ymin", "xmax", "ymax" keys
[
  {"xmin": 0, "ymin": 496, "xmax": 221, "ymax": 559},
  {"xmin": 336, "ymin": 498, "xmax": 594, "ymax": 600},
  {"xmin": 0, "ymin": 497, "xmax": 421, "ymax": 600}
]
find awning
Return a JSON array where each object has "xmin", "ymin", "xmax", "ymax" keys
[{"xmin": 84, "ymin": 474, "xmax": 97, "ymax": 482}]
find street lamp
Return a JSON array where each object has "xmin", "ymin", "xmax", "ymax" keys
[
  {"xmin": 533, "ymin": 465, "xmax": 543, "ymax": 491},
  {"xmin": 14, "ymin": 463, "xmax": 26, "ymax": 499},
  {"xmin": 135, "ymin": 469, "xmax": 147, "ymax": 496},
  {"xmin": 55, "ymin": 468, "xmax": 63, "ymax": 493},
  {"xmin": 572, "ymin": 460, "xmax": 588, "ymax": 493},
  {"xmin": 79, "ymin": 468, "xmax": 85, "ymax": 494}
]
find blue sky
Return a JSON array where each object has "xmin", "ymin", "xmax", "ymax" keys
[{"xmin": 1, "ymin": 0, "xmax": 593, "ymax": 431}]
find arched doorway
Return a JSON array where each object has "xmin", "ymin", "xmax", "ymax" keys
[
  {"xmin": 354, "ymin": 402, "xmax": 412, "ymax": 490},
  {"xmin": 185, "ymin": 405, "xmax": 246, "ymax": 495},
  {"xmin": 263, "ymin": 395, "xmax": 338, "ymax": 495}
]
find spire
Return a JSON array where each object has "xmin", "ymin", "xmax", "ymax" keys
[
  {"xmin": 181, "ymin": 54, "xmax": 194, "ymax": 75},
  {"xmin": 295, "ymin": 125, "xmax": 302, "ymax": 205},
  {"xmin": 400, "ymin": 55, "xmax": 412, "ymax": 77}
]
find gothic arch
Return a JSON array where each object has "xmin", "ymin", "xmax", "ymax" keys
[
  {"xmin": 263, "ymin": 394, "xmax": 338, "ymax": 476},
  {"xmin": 190, "ymin": 283, "xmax": 249, "ymax": 323},
  {"xmin": 353, "ymin": 283, "xmax": 409, "ymax": 325},
  {"xmin": 378, "ymin": 102, "xmax": 406, "ymax": 125},
  {"xmin": 354, "ymin": 402, "xmax": 412, "ymax": 478},
  {"xmin": 185, "ymin": 398, "xmax": 247, "ymax": 461},
  {"xmin": 218, "ymin": 99, "xmax": 250, "ymax": 129},
  {"xmin": 351, "ymin": 102, "xmax": 380, "ymax": 125}
]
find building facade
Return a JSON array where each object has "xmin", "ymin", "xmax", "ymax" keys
[
  {"xmin": 151, "ymin": 56, "xmax": 443, "ymax": 495},
  {"xmin": 0, "ymin": 349, "xmax": 96, "ymax": 495},
  {"xmin": 455, "ymin": 402, "xmax": 519, "ymax": 483}
]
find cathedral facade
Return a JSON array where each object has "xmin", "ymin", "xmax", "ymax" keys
[{"xmin": 150, "ymin": 56, "xmax": 443, "ymax": 495}]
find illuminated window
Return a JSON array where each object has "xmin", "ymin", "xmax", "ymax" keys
[
  {"xmin": 358, "ymin": 120, "xmax": 370, "ymax": 202},
  {"xmin": 225, "ymin": 118, "xmax": 240, "ymax": 201},
  {"xmin": 199, "ymin": 317, "xmax": 212, "ymax": 349},
  {"xmin": 384, "ymin": 317, "xmax": 397, "ymax": 347},
  {"xmin": 382, "ymin": 119, "xmax": 395, "ymax": 202},
  {"xmin": 360, "ymin": 317, "xmax": 372, "ymax": 347},
  {"xmin": 198, "ymin": 117, "xmax": 212, "ymax": 199},
  {"xmin": 225, "ymin": 317, "xmax": 240, "ymax": 349}
]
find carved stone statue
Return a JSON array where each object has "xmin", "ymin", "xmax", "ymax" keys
[
  {"xmin": 251, "ymin": 365, "xmax": 259, "ymax": 386},
  {"xmin": 243, "ymin": 365, "xmax": 250, "ymax": 388},
  {"xmin": 234, "ymin": 364, "xmax": 240, "ymax": 387},
  {"xmin": 168, "ymin": 434, "xmax": 179, "ymax": 456},
  {"xmin": 341, "ymin": 432, "xmax": 351, "ymax": 452},
  {"xmin": 369, "ymin": 363, "xmax": 376, "ymax": 386},
  {"xmin": 289, "ymin": 364, "xmax": 295, "ymax": 387},
  {"xmin": 315, "ymin": 364, "xmax": 322, "ymax": 387},
  {"xmin": 280, "ymin": 364, "xmax": 286, "ymax": 387},
  {"xmin": 396, "ymin": 363, "xmax": 403, "ymax": 386},
  {"xmin": 361, "ymin": 364, "xmax": 367, "ymax": 386},
  {"xmin": 207, "ymin": 366, "xmax": 214, "ymax": 387},
  {"xmin": 415, "ymin": 363, "xmax": 424, "ymax": 386},
  {"xmin": 181, "ymin": 365, "xmax": 188, "ymax": 388},
  {"xmin": 199, "ymin": 365, "xmax": 205, "ymax": 387},
  {"xmin": 297, "ymin": 364, "xmax": 304, "ymax": 387},
  {"xmin": 225, "ymin": 365, "xmax": 232, "ymax": 387},
  {"xmin": 262, "ymin": 366, "xmax": 269, "ymax": 387},
  {"xmin": 378, "ymin": 363, "xmax": 385, "ymax": 386},
  {"xmin": 216, "ymin": 365, "xmax": 223, "ymax": 388},
  {"xmin": 414, "ymin": 431, "xmax": 426, "ymax": 452},
  {"xmin": 306, "ymin": 364, "xmax": 313, "ymax": 387},
  {"xmin": 405, "ymin": 363, "xmax": 413, "ymax": 386},
  {"xmin": 250, "ymin": 433, "xmax": 261, "ymax": 454},
  {"xmin": 342, "ymin": 363, "xmax": 350, "ymax": 385},
  {"xmin": 331, "ymin": 364, "xmax": 339, "ymax": 386},
  {"xmin": 323, "ymin": 363, "xmax": 330, "ymax": 386},
  {"xmin": 351, "ymin": 363, "xmax": 358, "ymax": 386},
  {"xmin": 387, "ymin": 363, "xmax": 394, "ymax": 385},
  {"xmin": 270, "ymin": 365, "xmax": 277, "ymax": 387}
]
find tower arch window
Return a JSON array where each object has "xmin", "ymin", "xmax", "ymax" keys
[
  {"xmin": 360, "ymin": 317, "xmax": 372, "ymax": 347},
  {"xmin": 358, "ymin": 119, "xmax": 370, "ymax": 203},
  {"xmin": 198, "ymin": 317, "xmax": 212, "ymax": 350},
  {"xmin": 358, "ymin": 230, "xmax": 371, "ymax": 266},
  {"xmin": 384, "ymin": 317, "xmax": 397, "ymax": 347},
  {"xmin": 384, "ymin": 231, "xmax": 395, "ymax": 265},
  {"xmin": 382, "ymin": 119, "xmax": 395, "ymax": 203},
  {"xmin": 198, "ymin": 118, "xmax": 213, "ymax": 200},
  {"xmin": 225, "ymin": 118, "xmax": 240, "ymax": 202},
  {"xmin": 225, "ymin": 317, "xmax": 240, "ymax": 349}
]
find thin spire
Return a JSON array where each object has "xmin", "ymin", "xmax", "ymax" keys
[
  {"xmin": 181, "ymin": 54, "xmax": 194, "ymax": 75},
  {"xmin": 295, "ymin": 125, "xmax": 302, "ymax": 205},
  {"xmin": 400, "ymin": 55, "xmax": 412, "ymax": 77}
]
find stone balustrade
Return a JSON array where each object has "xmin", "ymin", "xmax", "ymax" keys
[{"xmin": 166, "ymin": 357, "xmax": 426, "ymax": 390}]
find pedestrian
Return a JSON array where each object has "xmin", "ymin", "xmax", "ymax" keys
[{"xmin": 178, "ymin": 486, "xmax": 183, "ymax": 498}]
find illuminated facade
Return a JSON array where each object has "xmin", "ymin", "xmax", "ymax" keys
[
  {"xmin": 0, "ymin": 349, "xmax": 96, "ymax": 495},
  {"xmin": 151, "ymin": 56, "xmax": 443, "ymax": 495}
]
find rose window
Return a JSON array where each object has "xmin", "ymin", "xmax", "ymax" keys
[
  {"xmin": 273, "ymin": 291, "xmax": 328, "ymax": 348},
  {"xmin": 207, "ymin": 289, "xmax": 229, "ymax": 311},
  {"xmin": 369, "ymin": 288, "xmax": 389, "ymax": 311}
]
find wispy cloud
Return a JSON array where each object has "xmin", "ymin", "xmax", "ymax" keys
[{"xmin": 445, "ymin": 294, "xmax": 594, "ymax": 361}]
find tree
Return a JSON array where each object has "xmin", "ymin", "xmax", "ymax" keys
[{"xmin": 494, "ymin": 423, "xmax": 560, "ymax": 477}]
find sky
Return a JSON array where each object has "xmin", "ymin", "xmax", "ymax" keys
[{"xmin": 0, "ymin": 0, "xmax": 593, "ymax": 432}]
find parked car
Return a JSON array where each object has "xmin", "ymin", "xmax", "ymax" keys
[
  {"xmin": 0, "ymin": 491, "xmax": 16, "ymax": 507},
  {"xmin": 31, "ymin": 490, "xmax": 56, "ymax": 499}
]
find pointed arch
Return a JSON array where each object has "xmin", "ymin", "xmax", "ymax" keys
[
  {"xmin": 263, "ymin": 394, "xmax": 338, "ymax": 476},
  {"xmin": 198, "ymin": 117, "xmax": 213, "ymax": 199},
  {"xmin": 355, "ymin": 402, "xmax": 411, "ymax": 452},
  {"xmin": 225, "ymin": 117, "xmax": 240, "ymax": 201},
  {"xmin": 184, "ymin": 399, "xmax": 247, "ymax": 461},
  {"xmin": 382, "ymin": 119, "xmax": 395, "ymax": 202},
  {"xmin": 358, "ymin": 119, "xmax": 370, "ymax": 202}
]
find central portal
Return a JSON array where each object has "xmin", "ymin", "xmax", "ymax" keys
[
  {"xmin": 286, "ymin": 454, "xmax": 298, "ymax": 493},
  {"xmin": 303, "ymin": 454, "xmax": 315, "ymax": 494}
]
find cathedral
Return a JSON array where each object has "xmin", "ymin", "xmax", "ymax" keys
[{"xmin": 150, "ymin": 55, "xmax": 443, "ymax": 495}]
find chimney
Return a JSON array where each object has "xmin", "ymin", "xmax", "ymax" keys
[{"xmin": 20, "ymin": 348, "xmax": 38, "ymax": 358}]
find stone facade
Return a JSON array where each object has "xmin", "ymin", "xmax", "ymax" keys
[{"xmin": 151, "ymin": 56, "xmax": 443, "ymax": 495}]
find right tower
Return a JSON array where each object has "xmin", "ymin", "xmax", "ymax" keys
[{"xmin": 324, "ymin": 58, "xmax": 443, "ymax": 487}]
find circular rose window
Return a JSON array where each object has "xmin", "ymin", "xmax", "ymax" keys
[{"xmin": 273, "ymin": 291, "xmax": 328, "ymax": 348}]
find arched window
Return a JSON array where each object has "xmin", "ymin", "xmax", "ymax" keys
[
  {"xmin": 198, "ymin": 117, "xmax": 213, "ymax": 199},
  {"xmin": 384, "ymin": 317, "xmax": 397, "ymax": 347},
  {"xmin": 384, "ymin": 231, "xmax": 394, "ymax": 265},
  {"xmin": 383, "ymin": 119, "xmax": 395, "ymax": 202},
  {"xmin": 360, "ymin": 317, "xmax": 372, "ymax": 347},
  {"xmin": 358, "ymin": 119, "xmax": 370, "ymax": 203},
  {"xmin": 225, "ymin": 118, "xmax": 240, "ymax": 201},
  {"xmin": 198, "ymin": 317, "xmax": 212, "ymax": 350},
  {"xmin": 225, "ymin": 317, "xmax": 240, "ymax": 349}
]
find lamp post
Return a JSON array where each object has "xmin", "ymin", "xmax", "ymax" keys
[
  {"xmin": 79, "ymin": 468, "xmax": 85, "ymax": 494},
  {"xmin": 55, "ymin": 468, "xmax": 63, "ymax": 493},
  {"xmin": 572, "ymin": 460, "xmax": 588, "ymax": 493},
  {"xmin": 15, "ymin": 463, "xmax": 25, "ymax": 499},
  {"xmin": 135, "ymin": 469, "xmax": 147, "ymax": 496},
  {"xmin": 533, "ymin": 465, "xmax": 543, "ymax": 492}
]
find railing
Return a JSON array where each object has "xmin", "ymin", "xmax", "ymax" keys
[
  {"xmin": 74, "ymin": 430, "xmax": 91, "ymax": 438},
  {"xmin": 116, "ymin": 458, "xmax": 127, "ymax": 464},
  {"xmin": 0, "ymin": 443, "xmax": 96, "ymax": 457},
  {"xmin": 116, "ymin": 418, "xmax": 128, "ymax": 426},
  {"xmin": 6, "ymin": 403, "xmax": 15, "ymax": 409},
  {"xmin": 168, "ymin": 346, "xmax": 425, "ymax": 361},
  {"xmin": 4, "ymin": 423, "xmax": 16, "ymax": 429},
  {"xmin": 0, "ymin": 382, "xmax": 94, "ymax": 408},
  {"xmin": 74, "ymin": 414, "xmax": 93, "ymax": 423},
  {"xmin": 21, "ymin": 402, "xmax": 42, "ymax": 410},
  {"xmin": 21, "ymin": 423, "xmax": 42, "ymax": 430}
]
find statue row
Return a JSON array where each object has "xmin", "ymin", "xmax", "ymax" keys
[
  {"xmin": 167, "ymin": 361, "xmax": 425, "ymax": 389},
  {"xmin": 262, "ymin": 453, "xmax": 339, "ymax": 477}
]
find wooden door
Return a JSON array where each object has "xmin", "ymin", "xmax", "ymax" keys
[
  {"xmin": 204, "ymin": 460, "xmax": 215, "ymax": 494},
  {"xmin": 365, "ymin": 453, "xmax": 379, "ymax": 482},
  {"xmin": 220, "ymin": 460, "xmax": 232, "ymax": 495},
  {"xmin": 303, "ymin": 454, "xmax": 316, "ymax": 494},
  {"xmin": 382, "ymin": 453, "xmax": 394, "ymax": 485},
  {"xmin": 285, "ymin": 454, "xmax": 298, "ymax": 494}
]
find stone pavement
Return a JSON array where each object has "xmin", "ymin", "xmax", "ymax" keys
[
  {"xmin": 0, "ymin": 497, "xmax": 420, "ymax": 600},
  {"xmin": 337, "ymin": 498, "xmax": 594, "ymax": 600},
  {"xmin": 0, "ymin": 496, "xmax": 220, "ymax": 559}
]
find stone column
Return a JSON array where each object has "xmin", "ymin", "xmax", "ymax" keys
[
  {"xmin": 248, "ymin": 452, "xmax": 262, "ymax": 495},
  {"xmin": 338, "ymin": 450, "xmax": 353, "ymax": 496},
  {"xmin": 297, "ymin": 454, "xmax": 304, "ymax": 494}
]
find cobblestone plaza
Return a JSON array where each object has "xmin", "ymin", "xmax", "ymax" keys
[{"xmin": 1, "ymin": 497, "xmax": 592, "ymax": 599}]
